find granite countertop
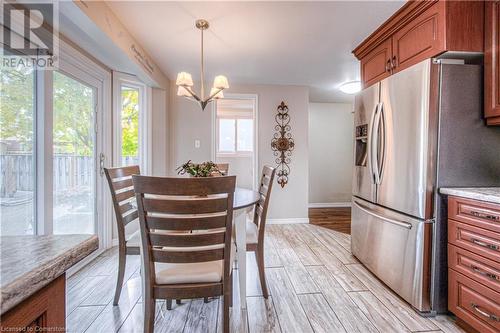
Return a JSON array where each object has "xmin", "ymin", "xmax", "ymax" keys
[
  {"xmin": 440, "ymin": 187, "xmax": 500, "ymax": 205},
  {"xmin": 0, "ymin": 234, "xmax": 98, "ymax": 315}
]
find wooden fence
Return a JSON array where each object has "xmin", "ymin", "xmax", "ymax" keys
[
  {"xmin": 1, "ymin": 154, "xmax": 95, "ymax": 196},
  {"xmin": 1, "ymin": 153, "xmax": 140, "ymax": 197}
]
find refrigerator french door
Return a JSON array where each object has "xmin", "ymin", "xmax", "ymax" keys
[
  {"xmin": 352, "ymin": 83, "xmax": 379, "ymax": 203},
  {"xmin": 352, "ymin": 59, "xmax": 438, "ymax": 312},
  {"xmin": 377, "ymin": 60, "xmax": 437, "ymax": 220}
]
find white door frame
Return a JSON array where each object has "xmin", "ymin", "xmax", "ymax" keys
[
  {"xmin": 60, "ymin": 39, "xmax": 112, "ymax": 274},
  {"xmin": 112, "ymin": 71, "xmax": 152, "ymax": 175},
  {"xmin": 58, "ymin": 39, "xmax": 112, "ymax": 251},
  {"xmin": 211, "ymin": 93, "xmax": 259, "ymax": 189}
]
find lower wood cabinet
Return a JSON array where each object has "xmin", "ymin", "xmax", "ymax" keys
[
  {"xmin": 448, "ymin": 196, "xmax": 500, "ymax": 333},
  {"xmin": 449, "ymin": 270, "xmax": 500, "ymax": 333},
  {"xmin": 485, "ymin": 0, "xmax": 500, "ymax": 125},
  {"xmin": 0, "ymin": 274, "xmax": 66, "ymax": 332}
]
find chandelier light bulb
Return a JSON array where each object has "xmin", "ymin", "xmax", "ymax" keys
[
  {"xmin": 213, "ymin": 75, "xmax": 229, "ymax": 90},
  {"xmin": 176, "ymin": 72, "xmax": 193, "ymax": 87}
]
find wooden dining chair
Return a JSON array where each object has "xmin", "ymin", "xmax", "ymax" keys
[
  {"xmin": 132, "ymin": 175, "xmax": 236, "ymax": 333},
  {"xmin": 246, "ymin": 165, "xmax": 276, "ymax": 298},
  {"xmin": 216, "ymin": 163, "xmax": 230, "ymax": 176},
  {"xmin": 104, "ymin": 165, "xmax": 142, "ymax": 306}
]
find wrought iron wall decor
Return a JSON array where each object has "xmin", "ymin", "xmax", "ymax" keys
[{"xmin": 271, "ymin": 101, "xmax": 294, "ymax": 188}]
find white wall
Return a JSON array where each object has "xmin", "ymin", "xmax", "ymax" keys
[
  {"xmin": 151, "ymin": 87, "xmax": 169, "ymax": 176},
  {"xmin": 308, "ymin": 103, "xmax": 353, "ymax": 205},
  {"xmin": 169, "ymin": 83, "xmax": 309, "ymax": 221}
]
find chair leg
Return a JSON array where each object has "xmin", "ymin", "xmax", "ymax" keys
[
  {"xmin": 113, "ymin": 246, "xmax": 126, "ymax": 305},
  {"xmin": 176, "ymin": 299, "xmax": 181, "ymax": 305},
  {"xmin": 166, "ymin": 299, "xmax": 172, "ymax": 310},
  {"xmin": 144, "ymin": 297, "xmax": 156, "ymax": 333},
  {"xmin": 256, "ymin": 247, "xmax": 269, "ymax": 299},
  {"xmin": 223, "ymin": 290, "xmax": 230, "ymax": 333},
  {"xmin": 229, "ymin": 273, "xmax": 233, "ymax": 307}
]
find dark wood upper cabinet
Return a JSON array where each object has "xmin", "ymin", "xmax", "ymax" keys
[
  {"xmin": 391, "ymin": 2, "xmax": 445, "ymax": 74},
  {"xmin": 485, "ymin": 1, "xmax": 500, "ymax": 125},
  {"xmin": 353, "ymin": 0, "xmax": 484, "ymax": 88},
  {"xmin": 361, "ymin": 38, "xmax": 392, "ymax": 88}
]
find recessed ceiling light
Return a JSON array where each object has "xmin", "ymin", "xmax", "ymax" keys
[{"xmin": 339, "ymin": 81, "xmax": 362, "ymax": 94}]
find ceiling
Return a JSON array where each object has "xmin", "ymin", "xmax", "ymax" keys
[{"xmin": 106, "ymin": 1, "xmax": 404, "ymax": 103}]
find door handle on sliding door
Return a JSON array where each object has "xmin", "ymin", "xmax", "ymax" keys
[
  {"xmin": 99, "ymin": 153, "xmax": 105, "ymax": 177},
  {"xmin": 353, "ymin": 200, "xmax": 413, "ymax": 229}
]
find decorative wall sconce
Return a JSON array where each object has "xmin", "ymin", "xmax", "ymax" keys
[{"xmin": 271, "ymin": 101, "xmax": 294, "ymax": 188}]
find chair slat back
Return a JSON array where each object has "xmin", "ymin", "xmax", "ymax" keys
[
  {"xmin": 133, "ymin": 175, "xmax": 236, "ymax": 268},
  {"xmin": 104, "ymin": 166, "xmax": 141, "ymax": 244},
  {"xmin": 253, "ymin": 166, "xmax": 276, "ymax": 241}
]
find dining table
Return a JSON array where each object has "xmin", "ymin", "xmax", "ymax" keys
[
  {"xmin": 232, "ymin": 187, "xmax": 260, "ymax": 309},
  {"xmin": 134, "ymin": 186, "xmax": 260, "ymax": 309}
]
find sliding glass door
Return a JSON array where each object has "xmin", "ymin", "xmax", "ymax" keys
[
  {"xmin": 0, "ymin": 67, "xmax": 36, "ymax": 235},
  {"xmin": 52, "ymin": 71, "xmax": 97, "ymax": 235},
  {"xmin": 0, "ymin": 41, "xmax": 111, "ymax": 249}
]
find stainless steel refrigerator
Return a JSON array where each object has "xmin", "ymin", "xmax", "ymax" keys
[{"xmin": 351, "ymin": 58, "xmax": 500, "ymax": 314}]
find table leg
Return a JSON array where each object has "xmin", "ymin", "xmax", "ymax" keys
[{"xmin": 234, "ymin": 209, "xmax": 247, "ymax": 309}]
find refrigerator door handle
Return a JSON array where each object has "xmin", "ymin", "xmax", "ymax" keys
[
  {"xmin": 376, "ymin": 102, "xmax": 386, "ymax": 184},
  {"xmin": 353, "ymin": 200, "xmax": 413, "ymax": 229},
  {"xmin": 371, "ymin": 103, "xmax": 382, "ymax": 185},
  {"xmin": 369, "ymin": 103, "xmax": 380, "ymax": 184}
]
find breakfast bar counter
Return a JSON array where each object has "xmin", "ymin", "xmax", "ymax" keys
[
  {"xmin": 440, "ymin": 187, "xmax": 500, "ymax": 205},
  {"xmin": 0, "ymin": 234, "xmax": 98, "ymax": 330}
]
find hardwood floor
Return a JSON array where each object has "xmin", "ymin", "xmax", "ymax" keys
[
  {"xmin": 309, "ymin": 207, "xmax": 351, "ymax": 234},
  {"xmin": 66, "ymin": 224, "xmax": 465, "ymax": 333}
]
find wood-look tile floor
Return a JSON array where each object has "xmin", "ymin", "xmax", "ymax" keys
[{"xmin": 66, "ymin": 224, "xmax": 465, "ymax": 333}]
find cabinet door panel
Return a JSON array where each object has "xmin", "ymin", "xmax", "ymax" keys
[
  {"xmin": 360, "ymin": 38, "xmax": 391, "ymax": 88},
  {"xmin": 485, "ymin": 1, "xmax": 500, "ymax": 124},
  {"xmin": 392, "ymin": 2, "xmax": 445, "ymax": 74},
  {"xmin": 449, "ymin": 270, "xmax": 500, "ymax": 333}
]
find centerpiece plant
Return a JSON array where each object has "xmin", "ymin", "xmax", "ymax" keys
[{"xmin": 176, "ymin": 160, "xmax": 222, "ymax": 177}]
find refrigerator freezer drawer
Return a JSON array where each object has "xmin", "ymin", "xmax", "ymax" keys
[{"xmin": 351, "ymin": 197, "xmax": 433, "ymax": 312}]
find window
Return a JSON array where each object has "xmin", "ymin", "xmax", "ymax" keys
[
  {"xmin": 217, "ymin": 118, "xmax": 254, "ymax": 154},
  {"xmin": 113, "ymin": 72, "xmax": 150, "ymax": 173},
  {"xmin": 237, "ymin": 119, "xmax": 253, "ymax": 151},
  {"xmin": 218, "ymin": 119, "xmax": 236, "ymax": 152},
  {"xmin": 121, "ymin": 85, "xmax": 140, "ymax": 166},
  {"xmin": 52, "ymin": 71, "xmax": 96, "ymax": 235},
  {"xmin": 0, "ymin": 66, "xmax": 36, "ymax": 235},
  {"xmin": 213, "ymin": 95, "xmax": 258, "ymax": 190}
]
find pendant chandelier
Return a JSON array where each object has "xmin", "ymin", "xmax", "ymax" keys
[{"xmin": 176, "ymin": 19, "xmax": 229, "ymax": 111}]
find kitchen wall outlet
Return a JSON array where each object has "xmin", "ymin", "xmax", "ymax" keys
[{"xmin": 194, "ymin": 140, "xmax": 201, "ymax": 148}]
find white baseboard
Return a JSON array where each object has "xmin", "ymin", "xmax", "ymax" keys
[
  {"xmin": 308, "ymin": 202, "xmax": 351, "ymax": 208},
  {"xmin": 267, "ymin": 218, "xmax": 309, "ymax": 225}
]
